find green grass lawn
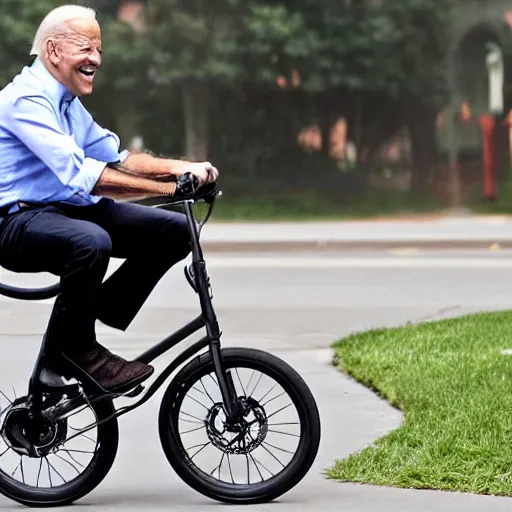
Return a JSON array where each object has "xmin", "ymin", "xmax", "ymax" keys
[
  {"xmin": 329, "ymin": 311, "xmax": 512, "ymax": 496},
  {"xmin": 139, "ymin": 189, "xmax": 442, "ymax": 221}
]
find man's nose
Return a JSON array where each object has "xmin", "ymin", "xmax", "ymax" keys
[{"xmin": 89, "ymin": 51, "xmax": 101, "ymax": 66}]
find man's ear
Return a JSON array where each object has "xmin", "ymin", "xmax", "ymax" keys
[{"xmin": 47, "ymin": 40, "xmax": 60, "ymax": 66}]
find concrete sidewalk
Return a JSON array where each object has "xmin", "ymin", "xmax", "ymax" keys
[{"xmin": 200, "ymin": 215, "xmax": 512, "ymax": 251}]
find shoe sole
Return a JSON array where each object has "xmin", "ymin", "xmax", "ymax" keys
[{"xmin": 59, "ymin": 353, "xmax": 155, "ymax": 396}]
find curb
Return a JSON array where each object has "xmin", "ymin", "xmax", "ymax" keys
[{"xmin": 201, "ymin": 240, "xmax": 512, "ymax": 252}]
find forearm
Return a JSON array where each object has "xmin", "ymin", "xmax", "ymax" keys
[
  {"xmin": 96, "ymin": 188, "xmax": 151, "ymax": 201},
  {"xmin": 113, "ymin": 152, "xmax": 193, "ymax": 178},
  {"xmin": 92, "ymin": 167, "xmax": 176, "ymax": 197}
]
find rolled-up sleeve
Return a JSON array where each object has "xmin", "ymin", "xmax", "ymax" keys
[
  {"xmin": 79, "ymin": 99, "xmax": 127, "ymax": 165},
  {"xmin": 78, "ymin": 150, "xmax": 129, "ymax": 194},
  {"xmin": 6, "ymin": 96, "xmax": 99, "ymax": 195},
  {"xmin": 80, "ymin": 158, "xmax": 109, "ymax": 193}
]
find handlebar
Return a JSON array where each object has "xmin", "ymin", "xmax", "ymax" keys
[{"xmin": 170, "ymin": 173, "xmax": 219, "ymax": 205}]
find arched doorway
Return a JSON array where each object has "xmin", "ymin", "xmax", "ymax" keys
[{"xmin": 438, "ymin": 22, "xmax": 508, "ymax": 201}]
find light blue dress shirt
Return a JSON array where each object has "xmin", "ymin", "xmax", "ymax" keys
[{"xmin": 0, "ymin": 58, "xmax": 127, "ymax": 213}]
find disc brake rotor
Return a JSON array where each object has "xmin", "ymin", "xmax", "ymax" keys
[{"xmin": 205, "ymin": 397, "xmax": 268, "ymax": 455}]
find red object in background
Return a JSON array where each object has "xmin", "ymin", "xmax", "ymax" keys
[{"xmin": 479, "ymin": 114, "xmax": 496, "ymax": 200}]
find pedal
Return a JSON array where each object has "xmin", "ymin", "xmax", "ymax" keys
[{"xmin": 38, "ymin": 368, "xmax": 80, "ymax": 397}]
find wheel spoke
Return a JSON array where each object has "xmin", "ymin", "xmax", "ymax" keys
[
  {"xmin": 191, "ymin": 385, "xmax": 211, "ymax": 402},
  {"xmin": 186, "ymin": 394, "xmax": 210, "ymax": 411},
  {"xmin": 45, "ymin": 457, "xmax": 52, "ymax": 487},
  {"xmin": 61, "ymin": 448, "xmax": 95, "ymax": 455},
  {"xmin": 262, "ymin": 391, "xmax": 286, "ymax": 407},
  {"xmin": 0, "ymin": 447, "xmax": 10, "ymax": 459},
  {"xmin": 249, "ymin": 372, "xmax": 264, "ymax": 397},
  {"xmin": 227, "ymin": 453, "xmax": 235, "ymax": 483},
  {"xmin": 36, "ymin": 458, "xmax": 43, "ymax": 487},
  {"xmin": 258, "ymin": 383, "xmax": 278, "ymax": 404},
  {"xmin": 20, "ymin": 457, "xmax": 25, "ymax": 484},
  {"xmin": 46, "ymin": 457, "xmax": 66, "ymax": 484},
  {"xmin": 0, "ymin": 389, "xmax": 12, "ymax": 405},
  {"xmin": 260, "ymin": 443, "xmax": 286, "ymax": 468},
  {"xmin": 180, "ymin": 424, "xmax": 205, "ymax": 435},
  {"xmin": 180, "ymin": 411, "xmax": 205, "ymax": 422},
  {"xmin": 251, "ymin": 454, "xmax": 275, "ymax": 478},
  {"xmin": 245, "ymin": 371, "xmax": 256, "ymax": 397},
  {"xmin": 264, "ymin": 441, "xmax": 295, "ymax": 455},
  {"xmin": 190, "ymin": 442, "xmax": 211, "ymax": 460},
  {"xmin": 235, "ymin": 368, "xmax": 247, "ymax": 397},
  {"xmin": 210, "ymin": 453, "xmax": 225, "ymax": 479},
  {"xmin": 267, "ymin": 429, "xmax": 300, "ymax": 438},
  {"xmin": 249, "ymin": 453, "xmax": 264, "ymax": 481},
  {"xmin": 179, "ymin": 417, "xmax": 204, "ymax": 425},
  {"xmin": 266, "ymin": 403, "xmax": 292, "ymax": 420},
  {"xmin": 69, "ymin": 426, "xmax": 97, "ymax": 445},
  {"xmin": 199, "ymin": 378, "xmax": 216, "ymax": 404},
  {"xmin": 54, "ymin": 453, "xmax": 81, "ymax": 475},
  {"xmin": 61, "ymin": 449, "xmax": 85, "ymax": 469},
  {"xmin": 207, "ymin": 374, "xmax": 219, "ymax": 388}
]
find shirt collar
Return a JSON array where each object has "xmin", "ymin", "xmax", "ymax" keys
[{"xmin": 30, "ymin": 58, "xmax": 75, "ymax": 108}]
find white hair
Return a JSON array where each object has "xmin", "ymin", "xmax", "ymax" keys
[{"xmin": 30, "ymin": 4, "xmax": 97, "ymax": 57}]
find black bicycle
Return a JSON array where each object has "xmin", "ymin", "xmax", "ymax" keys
[{"xmin": 0, "ymin": 174, "xmax": 321, "ymax": 508}]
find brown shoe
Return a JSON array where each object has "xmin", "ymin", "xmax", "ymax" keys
[{"xmin": 60, "ymin": 343, "xmax": 154, "ymax": 394}]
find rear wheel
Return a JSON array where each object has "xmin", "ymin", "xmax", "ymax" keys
[
  {"xmin": 159, "ymin": 348, "xmax": 321, "ymax": 504},
  {"xmin": 0, "ymin": 394, "xmax": 118, "ymax": 507}
]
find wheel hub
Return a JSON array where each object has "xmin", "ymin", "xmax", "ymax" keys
[
  {"xmin": 1, "ymin": 397, "xmax": 67, "ymax": 458},
  {"xmin": 205, "ymin": 397, "xmax": 268, "ymax": 455}
]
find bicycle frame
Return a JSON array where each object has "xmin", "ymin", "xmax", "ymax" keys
[{"xmin": 25, "ymin": 193, "xmax": 242, "ymax": 434}]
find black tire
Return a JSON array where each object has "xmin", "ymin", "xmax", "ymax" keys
[
  {"xmin": 0, "ymin": 399, "xmax": 119, "ymax": 508},
  {"xmin": 159, "ymin": 347, "xmax": 321, "ymax": 504}
]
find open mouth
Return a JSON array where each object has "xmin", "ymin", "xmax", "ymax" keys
[{"xmin": 78, "ymin": 67, "xmax": 96, "ymax": 79}]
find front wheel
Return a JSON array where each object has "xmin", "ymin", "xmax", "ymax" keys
[{"xmin": 158, "ymin": 348, "xmax": 321, "ymax": 504}]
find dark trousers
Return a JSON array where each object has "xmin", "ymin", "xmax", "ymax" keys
[{"xmin": 0, "ymin": 198, "xmax": 191, "ymax": 354}]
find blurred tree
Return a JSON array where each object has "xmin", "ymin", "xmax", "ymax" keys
[
  {"xmin": 86, "ymin": 0, "xmax": 151, "ymax": 150},
  {"xmin": 90, "ymin": 0, "xmax": 305, "ymax": 159},
  {"xmin": 143, "ymin": 0, "xmax": 307, "ymax": 160},
  {"xmin": 265, "ymin": 0, "xmax": 457, "ymax": 192},
  {"xmin": 0, "ymin": 0, "xmax": 63, "ymax": 86}
]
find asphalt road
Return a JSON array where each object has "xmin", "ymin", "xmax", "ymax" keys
[{"xmin": 0, "ymin": 249, "xmax": 511, "ymax": 510}]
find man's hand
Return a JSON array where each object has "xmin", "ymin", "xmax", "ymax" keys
[{"xmin": 177, "ymin": 161, "xmax": 219, "ymax": 186}]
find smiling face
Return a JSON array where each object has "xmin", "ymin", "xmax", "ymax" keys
[{"xmin": 45, "ymin": 18, "xmax": 102, "ymax": 97}]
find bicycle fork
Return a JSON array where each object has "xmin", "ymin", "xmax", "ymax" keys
[{"xmin": 183, "ymin": 202, "xmax": 241, "ymax": 423}]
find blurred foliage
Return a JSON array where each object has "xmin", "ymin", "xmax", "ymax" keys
[
  {"xmin": 0, "ymin": 0, "xmax": 61, "ymax": 84},
  {"xmin": 87, "ymin": 0, "xmax": 456, "ymax": 98}
]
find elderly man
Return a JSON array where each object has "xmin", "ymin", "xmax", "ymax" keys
[{"xmin": 0, "ymin": 5, "xmax": 218, "ymax": 394}]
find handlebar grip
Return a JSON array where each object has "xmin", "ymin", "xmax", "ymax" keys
[
  {"xmin": 175, "ymin": 172, "xmax": 199, "ymax": 196},
  {"xmin": 174, "ymin": 172, "xmax": 218, "ymax": 203}
]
